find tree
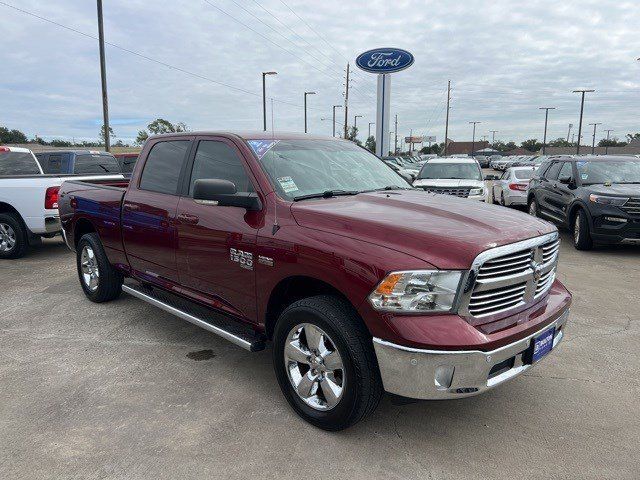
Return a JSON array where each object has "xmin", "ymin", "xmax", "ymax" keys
[
  {"xmin": 420, "ymin": 142, "xmax": 443, "ymax": 155},
  {"xmin": 364, "ymin": 135, "xmax": 375, "ymax": 153},
  {"xmin": 548, "ymin": 137, "xmax": 572, "ymax": 147},
  {"xmin": 136, "ymin": 118, "xmax": 189, "ymax": 145},
  {"xmin": 598, "ymin": 137, "xmax": 627, "ymax": 147},
  {"xmin": 493, "ymin": 140, "xmax": 517, "ymax": 152},
  {"xmin": 99, "ymin": 125, "xmax": 115, "ymax": 145},
  {"xmin": 346, "ymin": 126, "xmax": 361, "ymax": 145},
  {"xmin": 0, "ymin": 126, "xmax": 28, "ymax": 144},
  {"xmin": 626, "ymin": 132, "xmax": 640, "ymax": 143},
  {"xmin": 521, "ymin": 139, "xmax": 543, "ymax": 152}
]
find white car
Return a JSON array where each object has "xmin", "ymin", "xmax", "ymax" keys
[
  {"xmin": 0, "ymin": 146, "xmax": 123, "ymax": 259},
  {"xmin": 491, "ymin": 166, "xmax": 536, "ymax": 206},
  {"xmin": 413, "ymin": 157, "xmax": 487, "ymax": 201}
]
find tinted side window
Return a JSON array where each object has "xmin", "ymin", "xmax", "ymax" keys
[
  {"xmin": 139, "ymin": 141, "xmax": 190, "ymax": 194},
  {"xmin": 47, "ymin": 154, "xmax": 62, "ymax": 174},
  {"xmin": 544, "ymin": 162, "xmax": 562, "ymax": 181},
  {"xmin": 189, "ymin": 141, "xmax": 254, "ymax": 195},
  {"xmin": 558, "ymin": 162, "xmax": 573, "ymax": 180},
  {"xmin": 0, "ymin": 152, "xmax": 41, "ymax": 175},
  {"xmin": 74, "ymin": 154, "xmax": 121, "ymax": 174}
]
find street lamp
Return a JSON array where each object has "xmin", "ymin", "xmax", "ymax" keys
[
  {"xmin": 573, "ymin": 89, "xmax": 595, "ymax": 154},
  {"xmin": 368, "ymin": 122, "xmax": 375, "ymax": 139},
  {"xmin": 589, "ymin": 123, "xmax": 602, "ymax": 154},
  {"xmin": 539, "ymin": 107, "xmax": 556, "ymax": 154},
  {"xmin": 469, "ymin": 121, "xmax": 481, "ymax": 155},
  {"xmin": 354, "ymin": 115, "xmax": 363, "ymax": 131},
  {"xmin": 604, "ymin": 129, "xmax": 614, "ymax": 155},
  {"xmin": 304, "ymin": 91, "xmax": 316, "ymax": 133},
  {"xmin": 262, "ymin": 71, "xmax": 277, "ymax": 131},
  {"xmin": 332, "ymin": 105, "xmax": 342, "ymax": 137}
]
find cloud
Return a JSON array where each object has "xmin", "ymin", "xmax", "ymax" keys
[{"xmin": 0, "ymin": 0, "xmax": 638, "ymax": 144}]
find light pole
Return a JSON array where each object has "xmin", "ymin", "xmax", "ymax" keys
[
  {"xmin": 573, "ymin": 89, "xmax": 595, "ymax": 154},
  {"xmin": 589, "ymin": 123, "xmax": 602, "ymax": 154},
  {"xmin": 332, "ymin": 105, "xmax": 342, "ymax": 137},
  {"xmin": 368, "ymin": 122, "xmax": 375, "ymax": 139},
  {"xmin": 604, "ymin": 129, "xmax": 614, "ymax": 155},
  {"xmin": 490, "ymin": 130, "xmax": 498, "ymax": 149},
  {"xmin": 566, "ymin": 123, "xmax": 573, "ymax": 142},
  {"xmin": 389, "ymin": 131, "xmax": 394, "ymax": 156},
  {"xmin": 354, "ymin": 115, "xmax": 363, "ymax": 133},
  {"xmin": 539, "ymin": 107, "xmax": 556, "ymax": 154},
  {"xmin": 304, "ymin": 91, "xmax": 316, "ymax": 133},
  {"xmin": 469, "ymin": 121, "xmax": 481, "ymax": 155},
  {"xmin": 262, "ymin": 71, "xmax": 277, "ymax": 131},
  {"xmin": 97, "ymin": 0, "xmax": 110, "ymax": 152}
]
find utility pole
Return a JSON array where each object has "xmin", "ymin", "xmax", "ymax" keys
[
  {"xmin": 332, "ymin": 105, "xmax": 342, "ymax": 137},
  {"xmin": 389, "ymin": 131, "xmax": 394, "ymax": 156},
  {"xmin": 469, "ymin": 121, "xmax": 481, "ymax": 155},
  {"xmin": 589, "ymin": 123, "xmax": 601, "ymax": 154},
  {"xmin": 343, "ymin": 63, "xmax": 350, "ymax": 139},
  {"xmin": 490, "ymin": 130, "xmax": 498, "ymax": 149},
  {"xmin": 304, "ymin": 91, "xmax": 316, "ymax": 134},
  {"xmin": 539, "ymin": 107, "xmax": 556, "ymax": 154},
  {"xmin": 96, "ymin": 0, "xmax": 110, "ymax": 152},
  {"xmin": 262, "ymin": 71, "xmax": 277, "ymax": 131},
  {"xmin": 604, "ymin": 129, "xmax": 614, "ymax": 155},
  {"xmin": 354, "ymin": 115, "xmax": 363, "ymax": 132},
  {"xmin": 368, "ymin": 122, "xmax": 374, "ymax": 139},
  {"xmin": 566, "ymin": 123, "xmax": 573, "ymax": 142},
  {"xmin": 573, "ymin": 89, "xmax": 595, "ymax": 154},
  {"xmin": 443, "ymin": 80, "xmax": 451, "ymax": 156},
  {"xmin": 394, "ymin": 115, "xmax": 398, "ymax": 154}
]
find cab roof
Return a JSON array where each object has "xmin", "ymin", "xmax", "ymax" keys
[{"xmin": 147, "ymin": 131, "xmax": 345, "ymax": 142}]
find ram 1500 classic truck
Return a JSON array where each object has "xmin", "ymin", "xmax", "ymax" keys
[
  {"xmin": 0, "ymin": 146, "xmax": 125, "ymax": 259},
  {"xmin": 58, "ymin": 132, "xmax": 572, "ymax": 430}
]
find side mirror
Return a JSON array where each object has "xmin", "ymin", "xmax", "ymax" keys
[
  {"xmin": 558, "ymin": 175, "xmax": 572, "ymax": 185},
  {"xmin": 484, "ymin": 174, "xmax": 499, "ymax": 180},
  {"xmin": 193, "ymin": 179, "xmax": 262, "ymax": 211}
]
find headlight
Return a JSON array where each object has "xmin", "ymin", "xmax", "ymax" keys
[
  {"xmin": 469, "ymin": 188, "xmax": 484, "ymax": 196},
  {"xmin": 369, "ymin": 270, "xmax": 462, "ymax": 313},
  {"xmin": 589, "ymin": 194, "xmax": 628, "ymax": 206}
]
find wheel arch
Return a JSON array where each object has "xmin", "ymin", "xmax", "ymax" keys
[
  {"xmin": 567, "ymin": 201, "xmax": 592, "ymax": 229},
  {"xmin": 73, "ymin": 217, "xmax": 98, "ymax": 249},
  {"xmin": 264, "ymin": 275, "xmax": 365, "ymax": 340},
  {"xmin": 0, "ymin": 202, "xmax": 23, "ymax": 219}
]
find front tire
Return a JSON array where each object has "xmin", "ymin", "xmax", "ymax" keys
[
  {"xmin": 272, "ymin": 295, "xmax": 383, "ymax": 431},
  {"xmin": 572, "ymin": 209, "xmax": 593, "ymax": 250},
  {"xmin": 0, "ymin": 213, "xmax": 28, "ymax": 259},
  {"xmin": 76, "ymin": 233, "xmax": 123, "ymax": 302}
]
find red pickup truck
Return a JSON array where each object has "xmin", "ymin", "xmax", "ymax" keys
[{"xmin": 58, "ymin": 132, "xmax": 571, "ymax": 430}]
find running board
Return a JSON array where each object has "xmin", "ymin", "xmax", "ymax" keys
[{"xmin": 122, "ymin": 283, "xmax": 266, "ymax": 352}]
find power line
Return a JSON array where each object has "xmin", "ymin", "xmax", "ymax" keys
[{"xmin": 0, "ymin": 1, "xmax": 317, "ymax": 111}]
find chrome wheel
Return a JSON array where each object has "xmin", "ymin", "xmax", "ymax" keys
[
  {"xmin": 529, "ymin": 200, "xmax": 537, "ymax": 217},
  {"xmin": 284, "ymin": 323, "xmax": 345, "ymax": 411},
  {"xmin": 0, "ymin": 223, "xmax": 16, "ymax": 252},
  {"xmin": 574, "ymin": 215, "xmax": 580, "ymax": 244},
  {"xmin": 80, "ymin": 245, "xmax": 100, "ymax": 292}
]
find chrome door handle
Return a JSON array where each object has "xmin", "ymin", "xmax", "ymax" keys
[
  {"xmin": 124, "ymin": 203, "xmax": 139, "ymax": 211},
  {"xmin": 177, "ymin": 213, "xmax": 199, "ymax": 224}
]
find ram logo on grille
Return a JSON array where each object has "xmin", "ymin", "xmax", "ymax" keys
[{"xmin": 459, "ymin": 233, "xmax": 560, "ymax": 319}]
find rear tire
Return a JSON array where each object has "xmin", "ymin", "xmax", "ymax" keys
[
  {"xmin": 500, "ymin": 191, "xmax": 506, "ymax": 206},
  {"xmin": 528, "ymin": 198, "xmax": 539, "ymax": 217},
  {"xmin": 76, "ymin": 233, "xmax": 123, "ymax": 302},
  {"xmin": 572, "ymin": 209, "xmax": 593, "ymax": 250},
  {"xmin": 272, "ymin": 295, "xmax": 383, "ymax": 431},
  {"xmin": 0, "ymin": 213, "xmax": 28, "ymax": 259}
]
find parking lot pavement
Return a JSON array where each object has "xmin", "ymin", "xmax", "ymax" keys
[{"xmin": 1, "ymin": 236, "xmax": 638, "ymax": 479}]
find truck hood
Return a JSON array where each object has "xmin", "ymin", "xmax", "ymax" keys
[
  {"xmin": 291, "ymin": 190, "xmax": 555, "ymax": 269},
  {"xmin": 412, "ymin": 179, "xmax": 484, "ymax": 188}
]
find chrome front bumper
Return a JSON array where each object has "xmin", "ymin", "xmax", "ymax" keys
[{"xmin": 373, "ymin": 308, "xmax": 569, "ymax": 400}]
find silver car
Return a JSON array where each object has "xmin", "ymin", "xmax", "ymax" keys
[{"xmin": 491, "ymin": 166, "xmax": 536, "ymax": 206}]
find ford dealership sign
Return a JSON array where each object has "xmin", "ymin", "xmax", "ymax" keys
[{"xmin": 355, "ymin": 48, "xmax": 414, "ymax": 74}]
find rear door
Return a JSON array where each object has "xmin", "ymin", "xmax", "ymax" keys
[
  {"xmin": 546, "ymin": 161, "xmax": 576, "ymax": 224},
  {"xmin": 538, "ymin": 161, "xmax": 562, "ymax": 221},
  {"xmin": 122, "ymin": 138, "xmax": 193, "ymax": 284},
  {"xmin": 175, "ymin": 136, "xmax": 260, "ymax": 322}
]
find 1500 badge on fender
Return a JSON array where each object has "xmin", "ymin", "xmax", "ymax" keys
[{"xmin": 230, "ymin": 248, "xmax": 253, "ymax": 270}]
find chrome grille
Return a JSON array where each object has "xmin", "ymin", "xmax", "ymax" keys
[
  {"xmin": 621, "ymin": 197, "xmax": 640, "ymax": 216},
  {"xmin": 421, "ymin": 187, "xmax": 471, "ymax": 198},
  {"xmin": 460, "ymin": 233, "xmax": 560, "ymax": 319}
]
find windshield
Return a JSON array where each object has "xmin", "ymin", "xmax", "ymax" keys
[
  {"xmin": 418, "ymin": 162, "xmax": 482, "ymax": 180},
  {"xmin": 576, "ymin": 160, "xmax": 640, "ymax": 185},
  {"xmin": 514, "ymin": 169, "xmax": 535, "ymax": 180},
  {"xmin": 0, "ymin": 152, "xmax": 41, "ymax": 175},
  {"xmin": 253, "ymin": 139, "xmax": 411, "ymax": 200}
]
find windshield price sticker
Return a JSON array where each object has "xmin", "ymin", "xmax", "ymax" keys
[
  {"xmin": 277, "ymin": 176, "xmax": 299, "ymax": 193},
  {"xmin": 248, "ymin": 140, "xmax": 280, "ymax": 159}
]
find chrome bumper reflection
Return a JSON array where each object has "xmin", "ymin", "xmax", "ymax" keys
[{"xmin": 373, "ymin": 308, "xmax": 569, "ymax": 400}]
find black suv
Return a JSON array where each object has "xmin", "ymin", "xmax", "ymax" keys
[{"xmin": 527, "ymin": 156, "xmax": 640, "ymax": 250}]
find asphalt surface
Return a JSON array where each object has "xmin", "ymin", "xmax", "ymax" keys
[{"xmin": 1, "ymin": 229, "xmax": 639, "ymax": 479}]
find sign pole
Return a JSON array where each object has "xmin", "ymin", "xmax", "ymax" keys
[{"xmin": 375, "ymin": 73, "xmax": 391, "ymax": 157}]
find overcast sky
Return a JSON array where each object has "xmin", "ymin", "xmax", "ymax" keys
[{"xmin": 1, "ymin": 0, "xmax": 639, "ymax": 145}]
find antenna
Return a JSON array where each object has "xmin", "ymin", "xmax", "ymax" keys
[{"xmin": 271, "ymin": 98, "xmax": 280, "ymax": 235}]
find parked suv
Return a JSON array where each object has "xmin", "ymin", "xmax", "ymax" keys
[
  {"xmin": 413, "ymin": 157, "xmax": 487, "ymax": 200},
  {"xmin": 527, "ymin": 156, "xmax": 640, "ymax": 249}
]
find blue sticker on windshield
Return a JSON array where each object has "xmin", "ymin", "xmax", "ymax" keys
[{"xmin": 247, "ymin": 140, "xmax": 279, "ymax": 159}]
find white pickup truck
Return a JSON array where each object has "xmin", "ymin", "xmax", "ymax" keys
[{"xmin": 0, "ymin": 146, "xmax": 124, "ymax": 259}]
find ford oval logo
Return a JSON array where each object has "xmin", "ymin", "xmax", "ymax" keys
[{"xmin": 355, "ymin": 48, "xmax": 414, "ymax": 74}]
